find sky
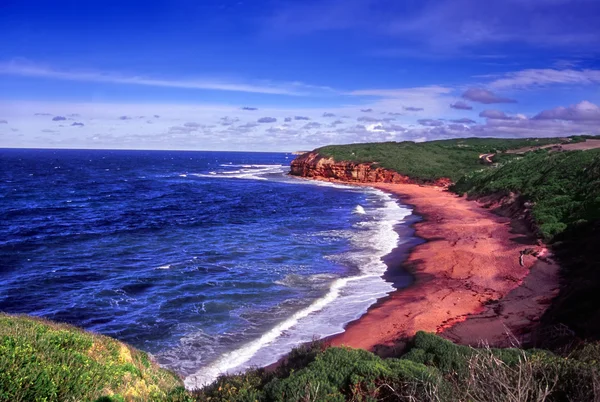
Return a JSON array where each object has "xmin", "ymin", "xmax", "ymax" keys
[{"xmin": 1, "ymin": 0, "xmax": 600, "ymax": 151}]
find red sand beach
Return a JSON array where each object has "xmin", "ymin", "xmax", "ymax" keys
[{"xmin": 327, "ymin": 182, "xmax": 560, "ymax": 351}]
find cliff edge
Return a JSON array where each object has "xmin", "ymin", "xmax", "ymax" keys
[{"xmin": 289, "ymin": 151, "xmax": 451, "ymax": 187}]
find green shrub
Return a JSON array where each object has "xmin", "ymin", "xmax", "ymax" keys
[
  {"xmin": 194, "ymin": 370, "xmax": 267, "ymax": 402},
  {"xmin": 264, "ymin": 347, "xmax": 443, "ymax": 402},
  {"xmin": 402, "ymin": 331, "xmax": 526, "ymax": 375}
]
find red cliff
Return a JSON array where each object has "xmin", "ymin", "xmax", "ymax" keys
[{"xmin": 289, "ymin": 151, "xmax": 451, "ymax": 187}]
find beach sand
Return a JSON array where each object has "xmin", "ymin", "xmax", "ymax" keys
[{"xmin": 328, "ymin": 182, "xmax": 560, "ymax": 352}]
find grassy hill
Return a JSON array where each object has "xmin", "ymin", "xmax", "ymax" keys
[
  {"xmin": 0, "ymin": 314, "xmax": 189, "ymax": 402},
  {"xmin": 316, "ymin": 137, "xmax": 577, "ymax": 182},
  {"xmin": 318, "ymin": 136, "xmax": 600, "ymax": 242}
]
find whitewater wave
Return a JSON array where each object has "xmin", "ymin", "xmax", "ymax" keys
[
  {"xmin": 184, "ymin": 188, "xmax": 412, "ymax": 389},
  {"xmin": 353, "ymin": 205, "xmax": 366, "ymax": 214},
  {"xmin": 189, "ymin": 165, "xmax": 287, "ymax": 181},
  {"xmin": 273, "ymin": 273, "xmax": 338, "ymax": 289}
]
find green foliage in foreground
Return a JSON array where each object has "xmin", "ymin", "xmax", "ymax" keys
[
  {"xmin": 0, "ymin": 313, "xmax": 189, "ymax": 402},
  {"xmin": 195, "ymin": 331, "xmax": 600, "ymax": 401},
  {"xmin": 317, "ymin": 137, "xmax": 570, "ymax": 182},
  {"xmin": 3, "ymin": 315, "xmax": 599, "ymax": 401},
  {"xmin": 453, "ymin": 148, "xmax": 600, "ymax": 240}
]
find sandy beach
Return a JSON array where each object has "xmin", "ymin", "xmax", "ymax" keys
[{"xmin": 327, "ymin": 182, "xmax": 560, "ymax": 352}]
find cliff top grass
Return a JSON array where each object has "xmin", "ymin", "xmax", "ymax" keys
[
  {"xmin": 0, "ymin": 313, "xmax": 189, "ymax": 402},
  {"xmin": 316, "ymin": 136, "xmax": 584, "ymax": 182}
]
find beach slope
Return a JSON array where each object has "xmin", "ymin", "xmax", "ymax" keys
[{"xmin": 329, "ymin": 182, "xmax": 559, "ymax": 351}]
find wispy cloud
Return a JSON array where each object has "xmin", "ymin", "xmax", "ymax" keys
[
  {"xmin": 0, "ymin": 61, "xmax": 335, "ymax": 96},
  {"xmin": 349, "ymin": 86, "xmax": 452, "ymax": 98},
  {"xmin": 488, "ymin": 68, "xmax": 600, "ymax": 90}
]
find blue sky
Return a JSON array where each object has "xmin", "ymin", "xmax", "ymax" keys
[{"xmin": 1, "ymin": 0, "xmax": 600, "ymax": 151}]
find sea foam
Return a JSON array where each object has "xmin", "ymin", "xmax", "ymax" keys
[{"xmin": 189, "ymin": 164, "xmax": 287, "ymax": 181}]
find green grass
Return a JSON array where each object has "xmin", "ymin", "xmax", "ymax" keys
[
  {"xmin": 0, "ymin": 313, "xmax": 190, "ymax": 402},
  {"xmin": 317, "ymin": 137, "xmax": 571, "ymax": 182}
]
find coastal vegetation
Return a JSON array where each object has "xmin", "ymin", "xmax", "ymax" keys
[
  {"xmin": 316, "ymin": 137, "xmax": 578, "ymax": 182},
  {"xmin": 3, "ymin": 313, "xmax": 599, "ymax": 401},
  {"xmin": 195, "ymin": 331, "xmax": 600, "ymax": 401},
  {"xmin": 0, "ymin": 314, "xmax": 188, "ymax": 402}
]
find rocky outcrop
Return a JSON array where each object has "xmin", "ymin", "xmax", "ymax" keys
[{"xmin": 289, "ymin": 151, "xmax": 451, "ymax": 187}]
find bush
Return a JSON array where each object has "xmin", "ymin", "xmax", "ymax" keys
[{"xmin": 264, "ymin": 347, "xmax": 443, "ymax": 402}]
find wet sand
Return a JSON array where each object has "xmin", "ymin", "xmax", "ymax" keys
[{"xmin": 327, "ymin": 182, "xmax": 560, "ymax": 351}]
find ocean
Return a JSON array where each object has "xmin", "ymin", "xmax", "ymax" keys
[{"xmin": 0, "ymin": 148, "xmax": 413, "ymax": 388}]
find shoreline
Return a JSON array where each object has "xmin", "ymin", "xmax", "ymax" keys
[{"xmin": 313, "ymin": 180, "xmax": 560, "ymax": 352}]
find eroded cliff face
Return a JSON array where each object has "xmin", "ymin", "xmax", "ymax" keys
[{"xmin": 289, "ymin": 151, "xmax": 451, "ymax": 187}]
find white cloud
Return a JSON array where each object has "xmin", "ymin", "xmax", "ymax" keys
[{"xmin": 0, "ymin": 60, "xmax": 335, "ymax": 96}]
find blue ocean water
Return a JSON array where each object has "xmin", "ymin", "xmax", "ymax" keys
[{"xmin": 0, "ymin": 149, "xmax": 412, "ymax": 387}]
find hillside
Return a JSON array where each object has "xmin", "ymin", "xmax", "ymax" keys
[
  {"xmin": 0, "ymin": 314, "xmax": 188, "ymax": 402},
  {"xmin": 453, "ymin": 147, "xmax": 600, "ymax": 240},
  {"xmin": 316, "ymin": 137, "xmax": 583, "ymax": 182}
]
